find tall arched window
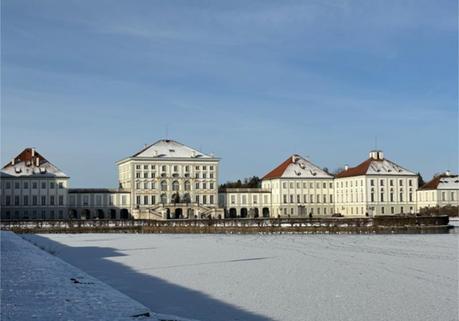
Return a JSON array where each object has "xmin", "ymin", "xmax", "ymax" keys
[
  {"xmin": 184, "ymin": 181, "xmax": 191, "ymax": 191},
  {"xmin": 172, "ymin": 181, "xmax": 179, "ymax": 191},
  {"xmin": 161, "ymin": 181, "xmax": 167, "ymax": 191},
  {"xmin": 160, "ymin": 194, "xmax": 167, "ymax": 204}
]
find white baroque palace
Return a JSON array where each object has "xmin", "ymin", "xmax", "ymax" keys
[
  {"xmin": 116, "ymin": 139, "xmax": 222, "ymax": 219},
  {"xmin": 1, "ymin": 142, "xmax": 457, "ymax": 220},
  {"xmin": 417, "ymin": 172, "xmax": 459, "ymax": 210},
  {"xmin": 334, "ymin": 150, "xmax": 419, "ymax": 216}
]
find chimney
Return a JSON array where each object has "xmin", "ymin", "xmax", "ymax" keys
[
  {"xmin": 11, "ymin": 158, "xmax": 15, "ymax": 165},
  {"xmin": 445, "ymin": 170, "xmax": 451, "ymax": 176},
  {"xmin": 35, "ymin": 157, "xmax": 40, "ymax": 167},
  {"xmin": 31, "ymin": 148, "xmax": 35, "ymax": 157},
  {"xmin": 344, "ymin": 165, "xmax": 349, "ymax": 171},
  {"xmin": 369, "ymin": 150, "xmax": 383, "ymax": 160},
  {"xmin": 292, "ymin": 155, "xmax": 299, "ymax": 163}
]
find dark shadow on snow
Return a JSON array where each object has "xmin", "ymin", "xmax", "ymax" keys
[{"xmin": 24, "ymin": 234, "xmax": 275, "ymax": 321}]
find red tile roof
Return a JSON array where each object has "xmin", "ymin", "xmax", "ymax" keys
[
  {"xmin": 418, "ymin": 174, "xmax": 458, "ymax": 190},
  {"xmin": 335, "ymin": 158, "xmax": 373, "ymax": 178},
  {"xmin": 262, "ymin": 156, "xmax": 295, "ymax": 180},
  {"xmin": 2, "ymin": 148, "xmax": 47, "ymax": 169}
]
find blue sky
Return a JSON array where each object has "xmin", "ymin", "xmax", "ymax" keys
[{"xmin": 1, "ymin": 0, "xmax": 457, "ymax": 187}]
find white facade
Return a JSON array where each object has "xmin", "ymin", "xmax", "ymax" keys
[
  {"xmin": 334, "ymin": 151, "xmax": 418, "ymax": 216},
  {"xmin": 219, "ymin": 188, "xmax": 272, "ymax": 218},
  {"xmin": 261, "ymin": 155, "xmax": 335, "ymax": 217},
  {"xmin": 417, "ymin": 172, "xmax": 459, "ymax": 209},
  {"xmin": 1, "ymin": 148, "xmax": 69, "ymax": 219},
  {"xmin": 116, "ymin": 139, "xmax": 222, "ymax": 219},
  {"xmin": 68, "ymin": 189, "xmax": 132, "ymax": 219}
]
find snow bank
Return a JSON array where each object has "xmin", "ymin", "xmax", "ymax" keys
[
  {"xmin": 0, "ymin": 232, "xmax": 196, "ymax": 321},
  {"xmin": 23, "ymin": 233, "xmax": 458, "ymax": 321}
]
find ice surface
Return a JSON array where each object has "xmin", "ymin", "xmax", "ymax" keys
[{"xmin": 22, "ymin": 233, "xmax": 459, "ymax": 321}]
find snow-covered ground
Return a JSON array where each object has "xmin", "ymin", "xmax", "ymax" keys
[
  {"xmin": 22, "ymin": 233, "xmax": 458, "ymax": 321},
  {"xmin": 1, "ymin": 231, "xmax": 196, "ymax": 321}
]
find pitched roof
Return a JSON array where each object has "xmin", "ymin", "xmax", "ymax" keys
[
  {"xmin": 131, "ymin": 139, "xmax": 216, "ymax": 159},
  {"xmin": 336, "ymin": 157, "xmax": 416, "ymax": 178},
  {"xmin": 263, "ymin": 155, "xmax": 333, "ymax": 180},
  {"xmin": 1, "ymin": 148, "xmax": 68, "ymax": 178},
  {"xmin": 419, "ymin": 174, "xmax": 459, "ymax": 190}
]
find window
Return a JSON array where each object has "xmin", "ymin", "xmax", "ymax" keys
[
  {"xmin": 41, "ymin": 196, "xmax": 46, "ymax": 206},
  {"xmin": 399, "ymin": 180, "xmax": 403, "ymax": 186},
  {"xmin": 391, "ymin": 207, "xmax": 394, "ymax": 214},
  {"xmin": 50, "ymin": 196, "xmax": 55, "ymax": 206},
  {"xmin": 323, "ymin": 183, "xmax": 326, "ymax": 188},
  {"xmin": 401, "ymin": 206, "xmax": 404, "ymax": 213},
  {"xmin": 400, "ymin": 193, "xmax": 403, "ymax": 202},
  {"xmin": 161, "ymin": 181, "xmax": 168, "ymax": 191},
  {"xmin": 195, "ymin": 182, "xmax": 200, "ymax": 190},
  {"xmin": 185, "ymin": 166, "xmax": 190, "ymax": 172},
  {"xmin": 316, "ymin": 195, "xmax": 320, "ymax": 203},
  {"xmin": 290, "ymin": 195, "xmax": 294, "ymax": 203},
  {"xmin": 195, "ymin": 195, "xmax": 200, "ymax": 204},
  {"xmin": 210, "ymin": 195, "xmax": 214, "ymax": 204},
  {"xmin": 161, "ymin": 194, "xmax": 167, "ymax": 204},
  {"xmin": 151, "ymin": 195, "xmax": 156, "ymax": 204},
  {"xmin": 136, "ymin": 165, "xmax": 140, "ymax": 169},
  {"xmin": 136, "ymin": 173, "xmax": 141, "ymax": 178},
  {"xmin": 390, "ymin": 180, "xmax": 393, "ymax": 186},
  {"xmin": 381, "ymin": 207, "xmax": 385, "ymax": 214},
  {"xmin": 380, "ymin": 180, "xmax": 384, "ymax": 186},
  {"xmin": 370, "ymin": 193, "xmax": 375, "ymax": 202},
  {"xmin": 58, "ymin": 182, "xmax": 64, "ymax": 189},
  {"xmin": 143, "ymin": 172, "xmax": 148, "ymax": 178},
  {"xmin": 121, "ymin": 195, "xmax": 127, "ymax": 205},
  {"xmin": 390, "ymin": 192, "xmax": 394, "ymax": 202},
  {"xmin": 24, "ymin": 182, "xmax": 29, "ymax": 189},
  {"xmin": 442, "ymin": 192, "xmax": 446, "ymax": 201},
  {"xmin": 203, "ymin": 182, "xmax": 207, "ymax": 190},
  {"xmin": 330, "ymin": 195, "xmax": 333, "ymax": 203},
  {"xmin": 184, "ymin": 181, "xmax": 191, "ymax": 191},
  {"xmin": 15, "ymin": 182, "xmax": 20, "ymax": 189},
  {"xmin": 231, "ymin": 195, "xmax": 236, "ymax": 204},
  {"xmin": 6, "ymin": 196, "xmax": 11, "ymax": 206},
  {"xmin": 173, "ymin": 165, "xmax": 178, "ymax": 172},
  {"xmin": 310, "ymin": 195, "xmax": 314, "ymax": 203},
  {"xmin": 144, "ymin": 182, "xmax": 149, "ymax": 189},
  {"xmin": 136, "ymin": 196, "xmax": 141, "ymax": 205},
  {"xmin": 50, "ymin": 182, "xmax": 55, "ymax": 189},
  {"xmin": 59, "ymin": 195, "xmax": 64, "ymax": 206},
  {"xmin": 380, "ymin": 193, "xmax": 384, "ymax": 202},
  {"xmin": 408, "ymin": 180, "xmax": 412, "ymax": 186},
  {"xmin": 6, "ymin": 182, "xmax": 11, "ymax": 189},
  {"xmin": 283, "ymin": 195, "xmax": 287, "ymax": 204},
  {"xmin": 370, "ymin": 180, "xmax": 374, "ymax": 186},
  {"xmin": 297, "ymin": 195, "xmax": 301, "ymax": 203},
  {"xmin": 210, "ymin": 183, "xmax": 214, "ymax": 189},
  {"xmin": 144, "ymin": 196, "xmax": 149, "ymax": 205},
  {"xmin": 15, "ymin": 196, "xmax": 20, "ymax": 206},
  {"xmin": 23, "ymin": 196, "xmax": 29, "ymax": 206},
  {"xmin": 451, "ymin": 192, "xmax": 455, "ymax": 201},
  {"xmin": 409, "ymin": 193, "xmax": 413, "ymax": 202},
  {"xmin": 32, "ymin": 182, "xmax": 37, "ymax": 189}
]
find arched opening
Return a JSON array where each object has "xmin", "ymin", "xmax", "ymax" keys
[
  {"xmin": 97, "ymin": 209, "xmax": 105, "ymax": 219},
  {"xmin": 229, "ymin": 208, "xmax": 237, "ymax": 218},
  {"xmin": 174, "ymin": 208, "xmax": 183, "ymax": 219},
  {"xmin": 120, "ymin": 209, "xmax": 129, "ymax": 220},
  {"xmin": 82, "ymin": 209, "xmax": 91, "ymax": 220},
  {"xmin": 160, "ymin": 194, "xmax": 167, "ymax": 204},
  {"xmin": 254, "ymin": 208, "xmax": 259, "ymax": 218},
  {"xmin": 240, "ymin": 208, "xmax": 248, "ymax": 218},
  {"xmin": 69, "ymin": 209, "xmax": 78, "ymax": 219},
  {"xmin": 171, "ymin": 193, "xmax": 180, "ymax": 204},
  {"xmin": 160, "ymin": 181, "xmax": 168, "ymax": 191},
  {"xmin": 183, "ymin": 193, "xmax": 191, "ymax": 204},
  {"xmin": 262, "ymin": 207, "xmax": 270, "ymax": 218},
  {"xmin": 166, "ymin": 208, "xmax": 171, "ymax": 219},
  {"xmin": 110, "ymin": 209, "xmax": 117, "ymax": 220},
  {"xmin": 184, "ymin": 181, "xmax": 191, "ymax": 191},
  {"xmin": 172, "ymin": 180, "xmax": 179, "ymax": 191},
  {"xmin": 187, "ymin": 208, "xmax": 194, "ymax": 218}
]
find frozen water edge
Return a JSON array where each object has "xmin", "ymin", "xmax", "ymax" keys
[
  {"xmin": 0, "ymin": 231, "xmax": 197, "ymax": 321},
  {"xmin": 20, "ymin": 232, "xmax": 459, "ymax": 321}
]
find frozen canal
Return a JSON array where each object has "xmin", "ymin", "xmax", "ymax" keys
[{"xmin": 24, "ymin": 233, "xmax": 458, "ymax": 321}]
